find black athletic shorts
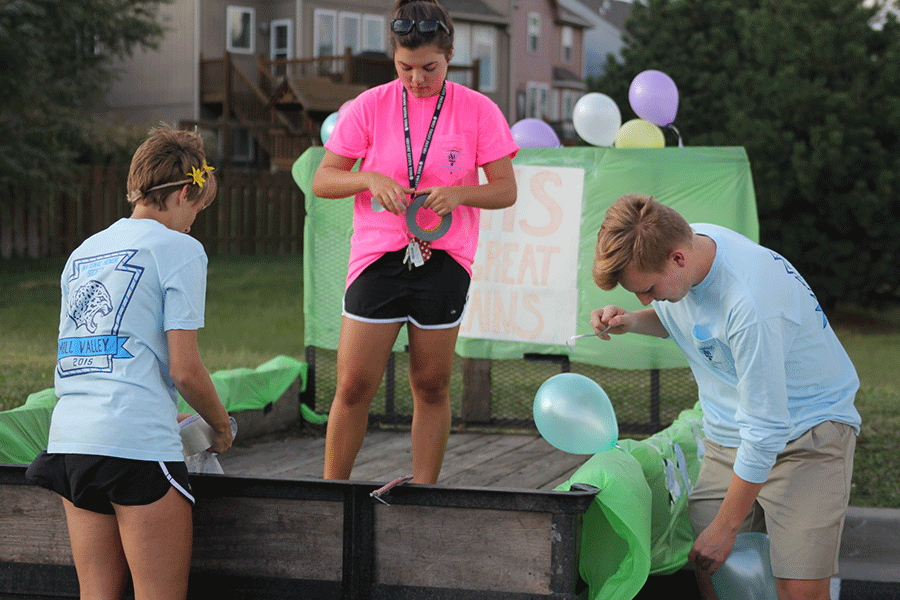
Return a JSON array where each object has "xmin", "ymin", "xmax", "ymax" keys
[
  {"xmin": 26, "ymin": 451, "xmax": 194, "ymax": 515},
  {"xmin": 343, "ymin": 248, "xmax": 470, "ymax": 328}
]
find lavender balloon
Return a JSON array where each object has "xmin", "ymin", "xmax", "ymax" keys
[
  {"xmin": 511, "ymin": 118, "xmax": 561, "ymax": 148},
  {"xmin": 628, "ymin": 70, "xmax": 679, "ymax": 127}
]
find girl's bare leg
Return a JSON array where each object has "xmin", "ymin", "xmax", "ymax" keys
[
  {"xmin": 406, "ymin": 323, "xmax": 460, "ymax": 484},
  {"xmin": 62, "ymin": 498, "xmax": 129, "ymax": 600},
  {"xmin": 113, "ymin": 486, "xmax": 193, "ymax": 600},
  {"xmin": 324, "ymin": 317, "xmax": 403, "ymax": 480}
]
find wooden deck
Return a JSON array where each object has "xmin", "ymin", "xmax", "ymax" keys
[{"xmin": 218, "ymin": 426, "xmax": 592, "ymax": 491}]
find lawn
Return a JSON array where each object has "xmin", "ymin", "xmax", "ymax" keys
[{"xmin": 1, "ymin": 256, "xmax": 898, "ymax": 508}]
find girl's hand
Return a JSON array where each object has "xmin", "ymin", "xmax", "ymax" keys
[
  {"xmin": 207, "ymin": 423, "xmax": 234, "ymax": 454},
  {"xmin": 367, "ymin": 172, "xmax": 414, "ymax": 215},
  {"xmin": 415, "ymin": 186, "xmax": 462, "ymax": 217}
]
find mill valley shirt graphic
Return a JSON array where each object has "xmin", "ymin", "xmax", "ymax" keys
[{"xmin": 58, "ymin": 250, "xmax": 143, "ymax": 377}]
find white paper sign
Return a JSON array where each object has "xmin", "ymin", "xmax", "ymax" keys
[{"xmin": 460, "ymin": 165, "xmax": 585, "ymax": 344}]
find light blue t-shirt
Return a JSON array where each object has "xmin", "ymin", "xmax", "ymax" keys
[
  {"xmin": 653, "ymin": 224, "xmax": 861, "ymax": 484},
  {"xmin": 49, "ymin": 218, "xmax": 208, "ymax": 462}
]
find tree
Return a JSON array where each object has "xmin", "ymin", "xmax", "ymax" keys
[
  {"xmin": 0, "ymin": 0, "xmax": 169, "ymax": 200},
  {"xmin": 590, "ymin": 0, "xmax": 900, "ymax": 308}
]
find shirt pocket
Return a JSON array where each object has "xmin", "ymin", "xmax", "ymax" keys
[
  {"xmin": 691, "ymin": 325, "xmax": 737, "ymax": 378},
  {"xmin": 431, "ymin": 135, "xmax": 470, "ymax": 181}
]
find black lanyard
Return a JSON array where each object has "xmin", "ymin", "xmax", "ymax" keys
[{"xmin": 402, "ymin": 81, "xmax": 446, "ymax": 191}]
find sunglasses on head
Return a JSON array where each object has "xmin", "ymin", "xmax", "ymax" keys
[{"xmin": 391, "ymin": 18, "xmax": 451, "ymax": 36}]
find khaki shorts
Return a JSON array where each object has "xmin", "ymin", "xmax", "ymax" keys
[{"xmin": 688, "ymin": 421, "xmax": 856, "ymax": 580}]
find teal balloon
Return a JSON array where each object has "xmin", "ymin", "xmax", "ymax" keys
[
  {"xmin": 320, "ymin": 112, "xmax": 339, "ymax": 144},
  {"xmin": 533, "ymin": 373, "xmax": 618, "ymax": 455},
  {"xmin": 711, "ymin": 533, "xmax": 778, "ymax": 600}
]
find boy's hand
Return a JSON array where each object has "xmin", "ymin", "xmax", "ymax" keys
[{"xmin": 590, "ymin": 306, "xmax": 631, "ymax": 338}]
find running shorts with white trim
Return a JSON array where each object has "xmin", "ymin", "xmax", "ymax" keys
[
  {"xmin": 343, "ymin": 248, "xmax": 470, "ymax": 329},
  {"xmin": 26, "ymin": 451, "xmax": 195, "ymax": 515}
]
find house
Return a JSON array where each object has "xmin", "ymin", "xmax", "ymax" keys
[
  {"xmin": 98, "ymin": 0, "xmax": 591, "ymax": 167},
  {"xmin": 558, "ymin": 0, "xmax": 633, "ymax": 79},
  {"xmin": 508, "ymin": 0, "xmax": 592, "ymax": 141}
]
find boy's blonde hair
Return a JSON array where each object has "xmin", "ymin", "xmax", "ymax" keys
[
  {"xmin": 127, "ymin": 126, "xmax": 216, "ymax": 211},
  {"xmin": 593, "ymin": 194, "xmax": 694, "ymax": 290}
]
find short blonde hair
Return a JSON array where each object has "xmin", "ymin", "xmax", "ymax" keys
[
  {"xmin": 592, "ymin": 194, "xmax": 693, "ymax": 290},
  {"xmin": 126, "ymin": 126, "xmax": 216, "ymax": 211}
]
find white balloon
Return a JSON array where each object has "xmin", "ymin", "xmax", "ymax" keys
[{"xmin": 573, "ymin": 93, "xmax": 622, "ymax": 147}]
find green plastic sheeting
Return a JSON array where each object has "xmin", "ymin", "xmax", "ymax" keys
[
  {"xmin": 0, "ymin": 355, "xmax": 307, "ymax": 465},
  {"xmin": 0, "ymin": 388, "xmax": 57, "ymax": 465},
  {"xmin": 555, "ymin": 405, "xmax": 705, "ymax": 600},
  {"xmin": 293, "ymin": 146, "xmax": 758, "ymax": 370}
]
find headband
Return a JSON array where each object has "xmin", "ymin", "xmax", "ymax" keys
[{"xmin": 127, "ymin": 159, "xmax": 215, "ymax": 203}]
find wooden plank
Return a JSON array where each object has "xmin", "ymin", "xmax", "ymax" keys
[
  {"xmin": 348, "ymin": 431, "xmax": 489, "ymax": 483},
  {"xmin": 374, "ymin": 504, "xmax": 553, "ymax": 594},
  {"xmin": 439, "ymin": 435, "xmax": 555, "ymax": 488},
  {"xmin": 436, "ymin": 433, "xmax": 538, "ymax": 482},
  {"xmin": 436, "ymin": 434, "xmax": 543, "ymax": 487},
  {"xmin": 490, "ymin": 441, "xmax": 589, "ymax": 490},
  {"xmin": 460, "ymin": 357, "xmax": 492, "ymax": 424},
  {"xmin": 218, "ymin": 432, "xmax": 588, "ymax": 491},
  {"xmin": 225, "ymin": 437, "xmax": 327, "ymax": 478},
  {"xmin": 0, "ymin": 484, "xmax": 73, "ymax": 566},
  {"xmin": 192, "ymin": 496, "xmax": 343, "ymax": 581},
  {"xmin": 1, "ymin": 465, "xmax": 597, "ymax": 600}
]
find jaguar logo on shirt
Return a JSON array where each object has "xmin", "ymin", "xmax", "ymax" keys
[
  {"xmin": 68, "ymin": 280, "xmax": 113, "ymax": 334},
  {"xmin": 700, "ymin": 346, "xmax": 715, "ymax": 362},
  {"xmin": 58, "ymin": 250, "xmax": 142, "ymax": 377}
]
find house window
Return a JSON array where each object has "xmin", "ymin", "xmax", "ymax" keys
[
  {"xmin": 549, "ymin": 90, "xmax": 560, "ymax": 122},
  {"xmin": 314, "ymin": 9, "xmax": 337, "ymax": 57},
  {"xmin": 271, "ymin": 20, "xmax": 292, "ymax": 61},
  {"xmin": 227, "ymin": 6, "xmax": 255, "ymax": 54},
  {"xmin": 231, "ymin": 128, "xmax": 255, "ymax": 163},
  {"xmin": 362, "ymin": 15, "xmax": 385, "ymax": 52},
  {"xmin": 561, "ymin": 26, "xmax": 573, "ymax": 63},
  {"xmin": 527, "ymin": 13, "xmax": 541, "ymax": 53},
  {"xmin": 448, "ymin": 23, "xmax": 471, "ymax": 86},
  {"xmin": 339, "ymin": 13, "xmax": 361, "ymax": 56},
  {"xmin": 526, "ymin": 82, "xmax": 550, "ymax": 120},
  {"xmin": 561, "ymin": 91, "xmax": 581, "ymax": 120},
  {"xmin": 448, "ymin": 23, "xmax": 496, "ymax": 92},
  {"xmin": 472, "ymin": 25, "xmax": 496, "ymax": 92}
]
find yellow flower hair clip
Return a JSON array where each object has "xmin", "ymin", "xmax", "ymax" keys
[{"xmin": 187, "ymin": 160, "xmax": 215, "ymax": 188}]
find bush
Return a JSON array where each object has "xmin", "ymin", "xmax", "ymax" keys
[{"xmin": 590, "ymin": 0, "xmax": 900, "ymax": 308}]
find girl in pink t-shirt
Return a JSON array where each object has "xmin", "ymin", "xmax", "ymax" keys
[{"xmin": 312, "ymin": 0, "xmax": 518, "ymax": 485}]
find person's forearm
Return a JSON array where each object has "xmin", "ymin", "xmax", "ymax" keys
[
  {"xmin": 455, "ymin": 176, "xmax": 517, "ymax": 210},
  {"xmin": 716, "ymin": 472, "xmax": 765, "ymax": 532},
  {"xmin": 311, "ymin": 166, "xmax": 371, "ymax": 199},
  {"xmin": 172, "ymin": 364, "xmax": 230, "ymax": 434},
  {"xmin": 630, "ymin": 307, "xmax": 670, "ymax": 338}
]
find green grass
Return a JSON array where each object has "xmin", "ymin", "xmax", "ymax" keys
[
  {"xmin": 1, "ymin": 256, "xmax": 898, "ymax": 508},
  {"xmin": 0, "ymin": 255, "xmax": 304, "ymax": 412}
]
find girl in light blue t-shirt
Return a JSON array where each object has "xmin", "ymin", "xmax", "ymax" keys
[{"xmin": 27, "ymin": 126, "xmax": 233, "ymax": 600}]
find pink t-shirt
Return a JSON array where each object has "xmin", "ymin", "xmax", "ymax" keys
[{"xmin": 325, "ymin": 79, "xmax": 519, "ymax": 288}]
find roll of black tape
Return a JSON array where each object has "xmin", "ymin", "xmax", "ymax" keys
[{"xmin": 406, "ymin": 194, "xmax": 452, "ymax": 241}]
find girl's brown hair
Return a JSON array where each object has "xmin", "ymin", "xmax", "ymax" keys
[
  {"xmin": 390, "ymin": 0, "xmax": 454, "ymax": 58},
  {"xmin": 126, "ymin": 126, "xmax": 216, "ymax": 211}
]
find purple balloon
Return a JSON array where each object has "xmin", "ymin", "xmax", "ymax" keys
[
  {"xmin": 510, "ymin": 118, "xmax": 561, "ymax": 148},
  {"xmin": 628, "ymin": 70, "xmax": 679, "ymax": 127}
]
